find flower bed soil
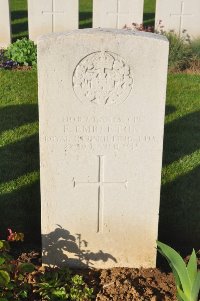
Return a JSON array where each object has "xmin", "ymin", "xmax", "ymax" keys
[
  {"xmin": 15, "ymin": 250, "xmax": 200, "ymax": 300},
  {"xmin": 19, "ymin": 252, "xmax": 176, "ymax": 300},
  {"xmin": 81, "ymin": 267, "xmax": 177, "ymax": 301}
]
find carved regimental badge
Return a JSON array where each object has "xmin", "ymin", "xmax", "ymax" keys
[{"xmin": 72, "ymin": 51, "xmax": 133, "ymax": 105}]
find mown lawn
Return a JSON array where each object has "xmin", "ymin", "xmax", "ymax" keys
[
  {"xmin": 160, "ymin": 75, "xmax": 200, "ymax": 251},
  {"xmin": 0, "ymin": 0, "xmax": 200, "ymax": 253}
]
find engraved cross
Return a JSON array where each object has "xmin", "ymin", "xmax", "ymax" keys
[
  {"xmin": 170, "ymin": 1, "xmax": 193, "ymax": 36},
  {"xmin": 73, "ymin": 155, "xmax": 128, "ymax": 233},
  {"xmin": 107, "ymin": 0, "xmax": 131, "ymax": 29},
  {"xmin": 42, "ymin": 0, "xmax": 64, "ymax": 33}
]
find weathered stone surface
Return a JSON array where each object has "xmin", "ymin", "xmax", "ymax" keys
[
  {"xmin": 93, "ymin": 0, "xmax": 144, "ymax": 29},
  {"xmin": 155, "ymin": 0, "xmax": 200, "ymax": 38},
  {"xmin": 38, "ymin": 29, "xmax": 169, "ymax": 269},
  {"xmin": 0, "ymin": 0, "xmax": 11, "ymax": 48},
  {"xmin": 28, "ymin": 0, "xmax": 78, "ymax": 42}
]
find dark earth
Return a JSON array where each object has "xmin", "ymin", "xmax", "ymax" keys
[
  {"xmin": 83, "ymin": 266, "xmax": 177, "ymax": 301},
  {"xmin": 17, "ymin": 250, "xmax": 200, "ymax": 301}
]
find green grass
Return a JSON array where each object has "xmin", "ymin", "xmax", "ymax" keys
[
  {"xmin": 10, "ymin": 0, "xmax": 155, "ymax": 41},
  {"xmin": 0, "ymin": 69, "xmax": 40, "ymax": 243},
  {"xmin": 159, "ymin": 75, "xmax": 200, "ymax": 251},
  {"xmin": 11, "ymin": 0, "xmax": 28, "ymax": 41},
  {"xmin": 143, "ymin": 0, "xmax": 156, "ymax": 26}
]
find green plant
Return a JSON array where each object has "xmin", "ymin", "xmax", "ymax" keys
[
  {"xmin": 6, "ymin": 38, "xmax": 37, "ymax": 66},
  {"xmin": 164, "ymin": 31, "xmax": 193, "ymax": 71},
  {"xmin": 36, "ymin": 268, "xmax": 94, "ymax": 301},
  {"xmin": 190, "ymin": 38, "xmax": 200, "ymax": 59},
  {"xmin": 0, "ymin": 229, "xmax": 35, "ymax": 301},
  {"xmin": 157, "ymin": 241, "xmax": 200, "ymax": 301}
]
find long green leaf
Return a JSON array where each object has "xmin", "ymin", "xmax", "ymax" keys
[
  {"xmin": 157, "ymin": 241, "xmax": 191, "ymax": 298},
  {"xmin": 191, "ymin": 271, "xmax": 200, "ymax": 301},
  {"xmin": 187, "ymin": 249, "xmax": 197, "ymax": 284},
  {"xmin": 157, "ymin": 245, "xmax": 180, "ymax": 285},
  {"xmin": 177, "ymin": 287, "xmax": 190, "ymax": 301}
]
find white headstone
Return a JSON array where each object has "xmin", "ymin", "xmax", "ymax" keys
[
  {"xmin": 28, "ymin": 0, "xmax": 79, "ymax": 43},
  {"xmin": 155, "ymin": 0, "xmax": 200, "ymax": 38},
  {"xmin": 38, "ymin": 29, "xmax": 169, "ymax": 269},
  {"xmin": 93, "ymin": 0, "xmax": 144, "ymax": 29},
  {"xmin": 0, "ymin": 0, "xmax": 11, "ymax": 48}
]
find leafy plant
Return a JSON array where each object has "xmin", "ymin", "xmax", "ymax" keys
[
  {"xmin": 157, "ymin": 241, "xmax": 200, "ymax": 301},
  {"xmin": 164, "ymin": 31, "xmax": 192, "ymax": 71},
  {"xmin": 0, "ymin": 229, "xmax": 35, "ymax": 301},
  {"xmin": 0, "ymin": 49, "xmax": 17, "ymax": 69},
  {"xmin": 190, "ymin": 38, "xmax": 200, "ymax": 59},
  {"xmin": 6, "ymin": 38, "xmax": 37, "ymax": 66},
  {"xmin": 36, "ymin": 268, "xmax": 94, "ymax": 301}
]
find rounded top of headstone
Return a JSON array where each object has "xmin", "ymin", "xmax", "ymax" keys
[{"xmin": 37, "ymin": 28, "xmax": 169, "ymax": 44}]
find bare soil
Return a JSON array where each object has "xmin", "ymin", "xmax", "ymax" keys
[
  {"xmin": 83, "ymin": 267, "xmax": 177, "ymax": 301},
  {"xmin": 17, "ymin": 250, "xmax": 200, "ymax": 301}
]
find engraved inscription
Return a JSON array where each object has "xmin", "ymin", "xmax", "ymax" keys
[
  {"xmin": 43, "ymin": 115, "xmax": 160, "ymax": 153},
  {"xmin": 73, "ymin": 155, "xmax": 128, "ymax": 233},
  {"xmin": 73, "ymin": 51, "xmax": 133, "ymax": 105}
]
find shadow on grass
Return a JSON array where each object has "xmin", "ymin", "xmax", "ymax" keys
[
  {"xmin": 143, "ymin": 12, "xmax": 155, "ymax": 26},
  {"xmin": 165, "ymin": 105, "xmax": 176, "ymax": 116},
  {"xmin": 11, "ymin": 10, "xmax": 28, "ymax": 42},
  {"xmin": 162, "ymin": 110, "xmax": 200, "ymax": 166},
  {"xmin": 42, "ymin": 225, "xmax": 117, "ymax": 268},
  {"xmin": 0, "ymin": 104, "xmax": 40, "ymax": 244},
  {"xmin": 0, "ymin": 104, "xmax": 38, "ymax": 134},
  {"xmin": 0, "ymin": 134, "xmax": 39, "ymax": 183},
  {"xmin": 158, "ymin": 165, "xmax": 200, "ymax": 254},
  {"xmin": 0, "ymin": 180, "xmax": 41, "ymax": 244},
  {"xmin": 158, "ymin": 109, "xmax": 200, "ymax": 257},
  {"xmin": 79, "ymin": 11, "xmax": 92, "ymax": 29}
]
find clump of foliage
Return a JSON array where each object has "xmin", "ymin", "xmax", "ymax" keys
[
  {"xmin": 164, "ymin": 31, "xmax": 193, "ymax": 72},
  {"xmin": 190, "ymin": 38, "xmax": 200, "ymax": 59},
  {"xmin": 0, "ymin": 229, "xmax": 35, "ymax": 301},
  {"xmin": 0, "ymin": 49, "xmax": 18, "ymax": 69},
  {"xmin": 125, "ymin": 21, "xmax": 200, "ymax": 72},
  {"xmin": 5, "ymin": 38, "xmax": 37, "ymax": 66},
  {"xmin": 36, "ymin": 269, "xmax": 94, "ymax": 301},
  {"xmin": 157, "ymin": 241, "xmax": 200, "ymax": 301},
  {"xmin": 0, "ymin": 229, "xmax": 94, "ymax": 301}
]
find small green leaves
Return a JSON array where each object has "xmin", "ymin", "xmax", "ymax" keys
[
  {"xmin": 0, "ymin": 270, "xmax": 10, "ymax": 287},
  {"xmin": 18, "ymin": 263, "xmax": 35, "ymax": 273},
  {"xmin": 157, "ymin": 241, "xmax": 200, "ymax": 301},
  {"xmin": 0, "ymin": 258, "xmax": 5, "ymax": 266},
  {"xmin": 0, "ymin": 241, "xmax": 10, "ymax": 252},
  {"xmin": 37, "ymin": 268, "xmax": 93, "ymax": 301}
]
